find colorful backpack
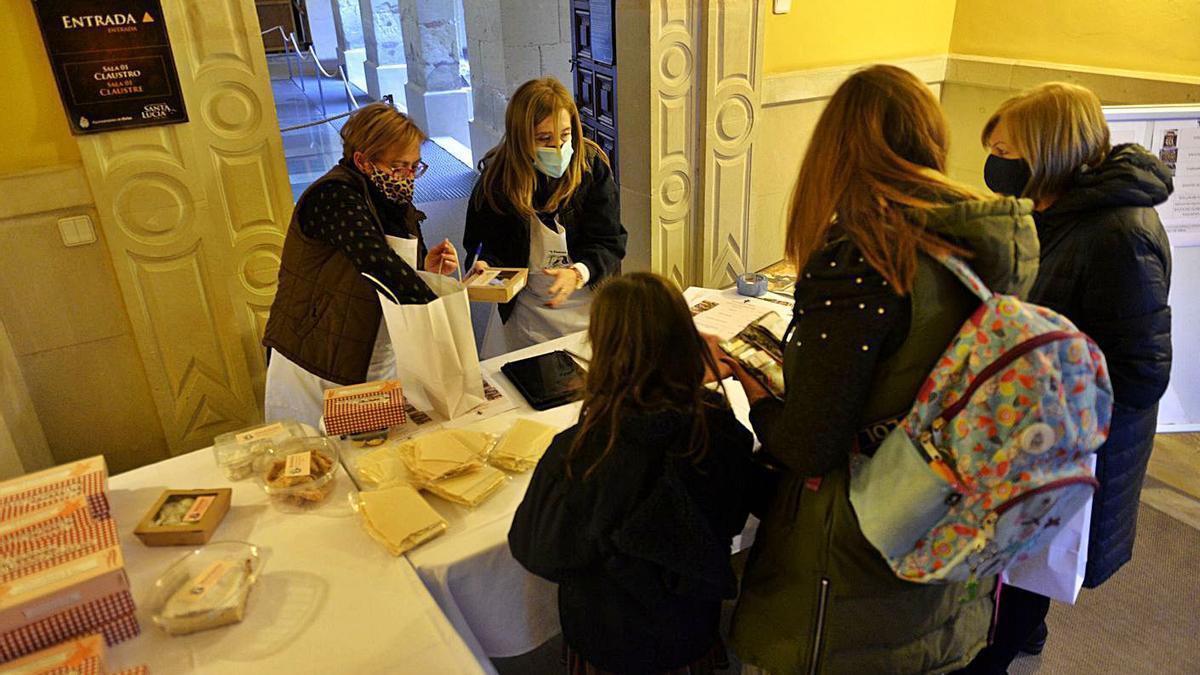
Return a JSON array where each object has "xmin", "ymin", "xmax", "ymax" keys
[{"xmin": 849, "ymin": 254, "xmax": 1113, "ymax": 584}]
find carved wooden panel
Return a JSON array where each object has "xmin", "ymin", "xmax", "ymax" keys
[
  {"xmin": 76, "ymin": 0, "xmax": 291, "ymax": 454},
  {"xmin": 699, "ymin": 0, "xmax": 764, "ymax": 287},
  {"xmin": 648, "ymin": 0, "xmax": 700, "ymax": 287},
  {"xmin": 576, "ymin": 63, "xmax": 595, "ymax": 119}
]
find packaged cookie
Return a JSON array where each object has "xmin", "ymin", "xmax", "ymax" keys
[{"xmin": 254, "ymin": 437, "xmax": 340, "ymax": 508}]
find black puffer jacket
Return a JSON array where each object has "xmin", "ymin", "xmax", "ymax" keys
[{"xmin": 1027, "ymin": 144, "xmax": 1173, "ymax": 587}]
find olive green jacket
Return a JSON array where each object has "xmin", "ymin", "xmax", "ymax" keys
[{"xmin": 730, "ymin": 197, "xmax": 1039, "ymax": 674}]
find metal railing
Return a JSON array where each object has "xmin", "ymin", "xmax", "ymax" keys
[{"xmin": 261, "ymin": 25, "xmax": 361, "ymax": 129}]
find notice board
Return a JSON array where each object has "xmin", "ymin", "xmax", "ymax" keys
[
  {"xmin": 1105, "ymin": 104, "xmax": 1200, "ymax": 431},
  {"xmin": 33, "ymin": 0, "xmax": 188, "ymax": 134}
]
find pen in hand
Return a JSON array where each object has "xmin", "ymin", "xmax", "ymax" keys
[{"xmin": 466, "ymin": 242, "xmax": 484, "ymax": 277}]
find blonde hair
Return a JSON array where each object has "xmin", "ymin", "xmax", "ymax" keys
[
  {"xmin": 787, "ymin": 65, "xmax": 984, "ymax": 295},
  {"xmin": 340, "ymin": 102, "xmax": 426, "ymax": 163},
  {"xmin": 981, "ymin": 82, "xmax": 1111, "ymax": 203},
  {"xmin": 476, "ymin": 77, "xmax": 608, "ymax": 220}
]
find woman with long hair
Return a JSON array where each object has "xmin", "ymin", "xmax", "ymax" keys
[
  {"xmin": 964, "ymin": 82, "xmax": 1172, "ymax": 672},
  {"xmin": 464, "ymin": 77, "xmax": 626, "ymax": 357},
  {"xmin": 509, "ymin": 273, "xmax": 755, "ymax": 674},
  {"xmin": 723, "ymin": 65, "xmax": 1040, "ymax": 673}
]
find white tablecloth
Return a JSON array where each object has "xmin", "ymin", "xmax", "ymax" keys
[
  {"xmin": 401, "ymin": 287, "xmax": 786, "ymax": 662},
  {"xmin": 103, "ymin": 448, "xmax": 486, "ymax": 674}
]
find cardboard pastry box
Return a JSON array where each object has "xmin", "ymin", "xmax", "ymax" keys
[
  {"xmin": 0, "ymin": 456, "xmax": 109, "ymax": 521},
  {"xmin": 0, "ymin": 499, "xmax": 137, "ymax": 662},
  {"xmin": 134, "ymin": 488, "xmax": 232, "ymax": 546},
  {"xmin": 323, "ymin": 380, "xmax": 406, "ymax": 436},
  {"xmin": 465, "ymin": 267, "xmax": 528, "ymax": 303}
]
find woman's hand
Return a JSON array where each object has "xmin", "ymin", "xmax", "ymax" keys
[
  {"xmin": 704, "ymin": 330, "xmax": 770, "ymax": 405},
  {"xmin": 469, "ymin": 260, "xmax": 489, "ymax": 277},
  {"xmin": 543, "ymin": 267, "xmax": 582, "ymax": 308},
  {"xmin": 424, "ymin": 239, "xmax": 459, "ymax": 275},
  {"xmin": 700, "ymin": 333, "xmax": 733, "ymax": 384},
  {"xmin": 728, "ymin": 356, "xmax": 772, "ymax": 406}
]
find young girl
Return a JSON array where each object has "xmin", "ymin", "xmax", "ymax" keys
[
  {"xmin": 508, "ymin": 273, "xmax": 755, "ymax": 675},
  {"xmin": 464, "ymin": 77, "xmax": 627, "ymax": 358}
]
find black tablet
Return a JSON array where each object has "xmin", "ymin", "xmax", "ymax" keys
[{"xmin": 500, "ymin": 350, "xmax": 586, "ymax": 411}]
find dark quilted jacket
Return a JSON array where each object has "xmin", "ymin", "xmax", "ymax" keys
[{"xmin": 1027, "ymin": 143, "xmax": 1173, "ymax": 587}]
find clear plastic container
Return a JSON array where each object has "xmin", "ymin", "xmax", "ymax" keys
[
  {"xmin": 148, "ymin": 541, "xmax": 261, "ymax": 635},
  {"xmin": 212, "ymin": 420, "xmax": 305, "ymax": 481},
  {"xmin": 254, "ymin": 436, "xmax": 340, "ymax": 508}
]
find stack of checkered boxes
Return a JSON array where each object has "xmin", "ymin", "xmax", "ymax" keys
[{"xmin": 0, "ymin": 457, "xmax": 141, "ymax": 667}]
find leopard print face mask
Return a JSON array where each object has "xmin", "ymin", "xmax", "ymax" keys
[{"xmin": 366, "ymin": 165, "xmax": 415, "ymax": 204}]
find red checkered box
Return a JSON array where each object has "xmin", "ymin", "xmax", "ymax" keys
[
  {"xmin": 0, "ymin": 457, "xmax": 109, "ymax": 522},
  {"xmin": 1, "ymin": 500, "xmax": 133, "ymax": 664},
  {"xmin": 323, "ymin": 380, "xmax": 406, "ymax": 436},
  {"xmin": 0, "ymin": 632, "xmax": 107, "ymax": 674}
]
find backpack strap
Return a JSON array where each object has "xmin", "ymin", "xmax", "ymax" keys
[{"xmin": 934, "ymin": 253, "xmax": 994, "ymax": 302}]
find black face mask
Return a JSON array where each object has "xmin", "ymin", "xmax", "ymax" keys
[{"xmin": 983, "ymin": 155, "xmax": 1032, "ymax": 197}]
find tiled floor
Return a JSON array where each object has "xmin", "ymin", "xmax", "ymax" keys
[{"xmin": 268, "ymin": 57, "xmax": 478, "ymax": 205}]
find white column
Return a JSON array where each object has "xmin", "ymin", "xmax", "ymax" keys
[
  {"xmin": 330, "ymin": 0, "xmax": 368, "ymax": 90},
  {"xmin": 615, "ymin": 0, "xmax": 766, "ymax": 285},
  {"xmin": 696, "ymin": 0, "xmax": 766, "ymax": 286},
  {"xmin": 359, "ymin": 0, "xmax": 408, "ymax": 106},
  {"xmin": 399, "ymin": 0, "xmax": 469, "ymax": 145}
]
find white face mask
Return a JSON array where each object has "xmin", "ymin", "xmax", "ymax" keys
[{"xmin": 534, "ymin": 139, "xmax": 574, "ymax": 179}]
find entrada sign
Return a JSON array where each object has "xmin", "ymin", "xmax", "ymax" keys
[{"xmin": 33, "ymin": 0, "xmax": 188, "ymax": 134}]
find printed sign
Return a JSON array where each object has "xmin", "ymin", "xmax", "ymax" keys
[{"xmin": 33, "ymin": 0, "xmax": 188, "ymax": 134}]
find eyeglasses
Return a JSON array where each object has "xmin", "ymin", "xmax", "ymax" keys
[{"xmin": 385, "ymin": 159, "xmax": 428, "ymax": 178}]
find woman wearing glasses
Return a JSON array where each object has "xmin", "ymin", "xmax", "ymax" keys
[
  {"xmin": 464, "ymin": 77, "xmax": 626, "ymax": 357},
  {"xmin": 262, "ymin": 102, "xmax": 459, "ymax": 426}
]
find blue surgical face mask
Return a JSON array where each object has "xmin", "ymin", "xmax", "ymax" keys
[{"xmin": 534, "ymin": 140, "xmax": 573, "ymax": 179}]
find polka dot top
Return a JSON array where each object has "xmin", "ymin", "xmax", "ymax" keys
[{"xmin": 299, "ymin": 181, "xmax": 436, "ymax": 304}]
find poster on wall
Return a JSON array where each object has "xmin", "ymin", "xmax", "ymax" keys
[
  {"xmin": 1149, "ymin": 120, "xmax": 1200, "ymax": 246},
  {"xmin": 32, "ymin": 0, "xmax": 187, "ymax": 134}
]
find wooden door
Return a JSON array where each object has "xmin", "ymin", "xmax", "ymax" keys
[{"xmin": 571, "ymin": 0, "xmax": 618, "ymax": 185}]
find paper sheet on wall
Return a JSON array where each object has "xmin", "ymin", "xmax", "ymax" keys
[
  {"xmin": 1150, "ymin": 120, "xmax": 1200, "ymax": 246},
  {"xmin": 1108, "ymin": 120, "xmax": 1150, "ymax": 146}
]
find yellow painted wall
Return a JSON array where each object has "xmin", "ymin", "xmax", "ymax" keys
[
  {"xmin": 1, "ymin": 2, "xmax": 81, "ymax": 174},
  {"xmin": 950, "ymin": 0, "xmax": 1200, "ymax": 76},
  {"xmin": 764, "ymin": 1, "xmax": 958, "ymax": 73}
]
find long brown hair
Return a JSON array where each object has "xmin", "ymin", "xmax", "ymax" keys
[
  {"xmin": 786, "ymin": 65, "xmax": 985, "ymax": 294},
  {"xmin": 566, "ymin": 273, "xmax": 725, "ymax": 480},
  {"xmin": 475, "ymin": 77, "xmax": 608, "ymax": 220},
  {"xmin": 981, "ymin": 82, "xmax": 1111, "ymax": 204}
]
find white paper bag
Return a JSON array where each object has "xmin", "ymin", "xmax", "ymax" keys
[
  {"xmin": 1001, "ymin": 454, "xmax": 1096, "ymax": 604},
  {"xmin": 379, "ymin": 272, "xmax": 485, "ymax": 419}
]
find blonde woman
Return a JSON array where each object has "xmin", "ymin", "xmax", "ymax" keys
[
  {"xmin": 262, "ymin": 102, "xmax": 459, "ymax": 426},
  {"xmin": 464, "ymin": 77, "xmax": 626, "ymax": 357},
  {"xmin": 966, "ymin": 83, "xmax": 1173, "ymax": 672}
]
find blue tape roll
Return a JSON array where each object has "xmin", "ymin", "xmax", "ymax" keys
[{"xmin": 736, "ymin": 273, "xmax": 768, "ymax": 297}]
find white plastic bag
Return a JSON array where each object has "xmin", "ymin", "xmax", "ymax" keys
[
  {"xmin": 1001, "ymin": 454, "xmax": 1096, "ymax": 604},
  {"xmin": 379, "ymin": 272, "xmax": 485, "ymax": 419}
]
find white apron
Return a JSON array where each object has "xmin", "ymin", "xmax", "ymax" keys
[
  {"xmin": 481, "ymin": 215, "xmax": 591, "ymax": 359},
  {"xmin": 264, "ymin": 235, "xmax": 419, "ymax": 426}
]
